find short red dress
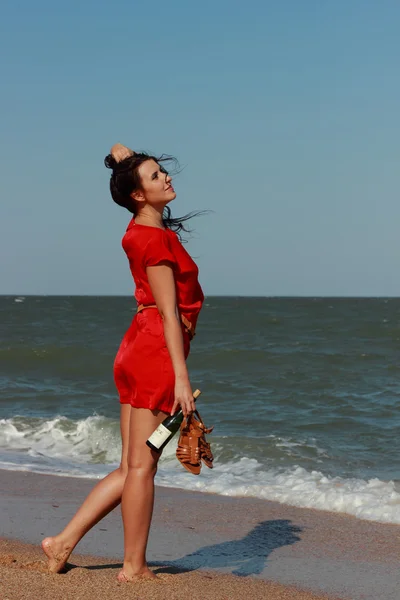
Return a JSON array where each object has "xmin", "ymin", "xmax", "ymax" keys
[{"xmin": 113, "ymin": 218, "xmax": 204, "ymax": 414}]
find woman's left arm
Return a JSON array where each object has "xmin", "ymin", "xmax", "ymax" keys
[{"xmin": 147, "ymin": 263, "xmax": 195, "ymax": 417}]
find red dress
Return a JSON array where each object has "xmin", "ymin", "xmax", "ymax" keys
[{"xmin": 113, "ymin": 219, "xmax": 204, "ymax": 414}]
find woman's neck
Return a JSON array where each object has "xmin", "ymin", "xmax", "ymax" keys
[{"xmin": 134, "ymin": 205, "xmax": 166, "ymax": 229}]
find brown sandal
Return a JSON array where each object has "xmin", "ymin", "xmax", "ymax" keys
[
  {"xmin": 200, "ymin": 435, "xmax": 214, "ymax": 469},
  {"xmin": 193, "ymin": 410, "xmax": 214, "ymax": 469},
  {"xmin": 176, "ymin": 416, "xmax": 202, "ymax": 475},
  {"xmin": 176, "ymin": 410, "xmax": 214, "ymax": 474}
]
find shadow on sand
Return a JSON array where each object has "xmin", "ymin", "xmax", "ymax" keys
[
  {"xmin": 153, "ymin": 519, "xmax": 302, "ymax": 577},
  {"xmin": 68, "ymin": 519, "xmax": 301, "ymax": 578}
]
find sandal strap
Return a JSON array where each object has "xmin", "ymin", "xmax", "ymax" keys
[
  {"xmin": 190, "ymin": 411, "xmax": 214, "ymax": 434},
  {"xmin": 176, "ymin": 445, "xmax": 200, "ymax": 464},
  {"xmin": 200, "ymin": 439, "xmax": 214, "ymax": 460},
  {"xmin": 176, "ymin": 429, "xmax": 202, "ymax": 466}
]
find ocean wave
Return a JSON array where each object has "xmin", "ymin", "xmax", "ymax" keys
[
  {"xmin": 0, "ymin": 415, "xmax": 121, "ymax": 464},
  {"xmin": 156, "ymin": 460, "xmax": 400, "ymax": 525},
  {"xmin": 0, "ymin": 415, "xmax": 328, "ymax": 467},
  {"xmin": 0, "ymin": 415, "xmax": 399, "ymax": 525}
]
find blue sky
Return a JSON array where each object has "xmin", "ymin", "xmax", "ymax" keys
[{"xmin": 1, "ymin": 0, "xmax": 399, "ymax": 296}]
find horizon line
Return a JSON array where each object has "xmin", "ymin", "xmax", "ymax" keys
[{"xmin": 2, "ymin": 294, "xmax": 400, "ymax": 300}]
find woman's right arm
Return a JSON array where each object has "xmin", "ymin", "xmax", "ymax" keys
[
  {"xmin": 147, "ymin": 263, "xmax": 195, "ymax": 417},
  {"xmin": 110, "ymin": 143, "xmax": 134, "ymax": 162}
]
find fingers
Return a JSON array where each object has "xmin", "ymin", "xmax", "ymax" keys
[
  {"xmin": 182, "ymin": 399, "xmax": 195, "ymax": 419},
  {"xmin": 110, "ymin": 143, "xmax": 134, "ymax": 163},
  {"xmin": 172, "ymin": 390, "xmax": 195, "ymax": 419},
  {"xmin": 179, "ymin": 401, "xmax": 189, "ymax": 419},
  {"xmin": 115, "ymin": 149, "xmax": 132, "ymax": 162}
]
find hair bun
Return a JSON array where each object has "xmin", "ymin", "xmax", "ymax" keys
[{"xmin": 104, "ymin": 154, "xmax": 118, "ymax": 170}]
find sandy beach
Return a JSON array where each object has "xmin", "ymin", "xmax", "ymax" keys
[
  {"xmin": 0, "ymin": 538, "xmax": 341, "ymax": 600},
  {"xmin": 1, "ymin": 469, "xmax": 399, "ymax": 599}
]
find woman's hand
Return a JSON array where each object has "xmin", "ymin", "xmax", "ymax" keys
[
  {"xmin": 110, "ymin": 143, "xmax": 134, "ymax": 163},
  {"xmin": 171, "ymin": 378, "xmax": 196, "ymax": 418}
]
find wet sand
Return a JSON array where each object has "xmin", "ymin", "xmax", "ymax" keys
[{"xmin": 1, "ymin": 469, "xmax": 399, "ymax": 599}]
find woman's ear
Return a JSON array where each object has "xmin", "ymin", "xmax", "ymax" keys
[{"xmin": 131, "ymin": 190, "xmax": 145, "ymax": 203}]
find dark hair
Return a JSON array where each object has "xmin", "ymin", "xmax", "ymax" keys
[{"xmin": 104, "ymin": 151, "xmax": 202, "ymax": 240}]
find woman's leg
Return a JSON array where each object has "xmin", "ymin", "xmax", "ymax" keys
[
  {"xmin": 118, "ymin": 407, "xmax": 168, "ymax": 581},
  {"xmin": 42, "ymin": 403, "xmax": 131, "ymax": 572}
]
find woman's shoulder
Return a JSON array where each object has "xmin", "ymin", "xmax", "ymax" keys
[{"xmin": 122, "ymin": 221, "xmax": 172, "ymax": 254}]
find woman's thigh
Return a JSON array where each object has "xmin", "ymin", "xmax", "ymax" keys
[{"xmin": 127, "ymin": 408, "xmax": 169, "ymax": 471}]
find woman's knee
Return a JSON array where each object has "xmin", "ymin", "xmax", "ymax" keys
[{"xmin": 126, "ymin": 455, "xmax": 158, "ymax": 478}]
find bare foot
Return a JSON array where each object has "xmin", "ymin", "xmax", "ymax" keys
[
  {"xmin": 41, "ymin": 537, "xmax": 72, "ymax": 573},
  {"xmin": 117, "ymin": 567, "xmax": 158, "ymax": 582}
]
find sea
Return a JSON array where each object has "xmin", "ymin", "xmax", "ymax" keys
[{"xmin": 1, "ymin": 296, "xmax": 400, "ymax": 525}]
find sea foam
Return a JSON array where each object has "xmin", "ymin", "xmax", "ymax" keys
[{"xmin": 0, "ymin": 415, "xmax": 399, "ymax": 525}]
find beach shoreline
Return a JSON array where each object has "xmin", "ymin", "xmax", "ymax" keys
[{"xmin": 1, "ymin": 469, "xmax": 399, "ymax": 599}]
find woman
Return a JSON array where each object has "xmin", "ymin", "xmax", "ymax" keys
[{"xmin": 42, "ymin": 143, "xmax": 204, "ymax": 581}]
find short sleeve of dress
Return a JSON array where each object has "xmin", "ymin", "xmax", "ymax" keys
[{"xmin": 142, "ymin": 229, "xmax": 176, "ymax": 269}]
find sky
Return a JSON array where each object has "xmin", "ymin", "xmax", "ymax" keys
[{"xmin": 1, "ymin": 0, "xmax": 400, "ymax": 296}]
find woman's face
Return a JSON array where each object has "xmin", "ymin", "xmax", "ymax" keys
[{"xmin": 133, "ymin": 159, "xmax": 176, "ymax": 205}]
